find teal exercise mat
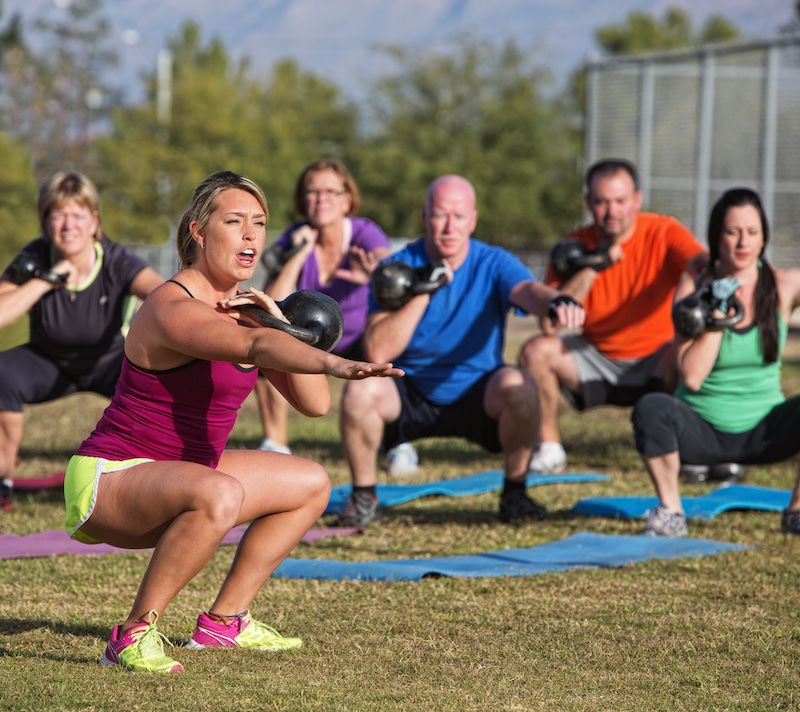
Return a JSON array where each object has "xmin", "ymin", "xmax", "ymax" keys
[
  {"xmin": 273, "ymin": 531, "xmax": 750, "ymax": 582},
  {"xmin": 325, "ymin": 470, "xmax": 612, "ymax": 515},
  {"xmin": 570, "ymin": 483, "xmax": 791, "ymax": 521}
]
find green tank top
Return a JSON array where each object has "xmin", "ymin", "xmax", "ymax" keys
[{"xmin": 675, "ymin": 315, "xmax": 787, "ymax": 433}]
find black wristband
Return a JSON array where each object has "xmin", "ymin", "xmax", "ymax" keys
[
  {"xmin": 38, "ymin": 270, "xmax": 68, "ymax": 287},
  {"xmin": 548, "ymin": 294, "xmax": 581, "ymax": 322}
]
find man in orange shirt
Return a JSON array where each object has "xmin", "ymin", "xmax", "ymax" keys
[{"xmin": 520, "ymin": 159, "xmax": 707, "ymax": 472}]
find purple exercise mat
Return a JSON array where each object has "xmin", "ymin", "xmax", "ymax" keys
[{"xmin": 0, "ymin": 525, "xmax": 361, "ymax": 560}]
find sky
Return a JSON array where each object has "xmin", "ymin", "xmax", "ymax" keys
[{"xmin": 3, "ymin": 0, "xmax": 796, "ymax": 104}]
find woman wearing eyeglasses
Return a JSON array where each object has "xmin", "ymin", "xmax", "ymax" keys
[{"xmin": 254, "ymin": 160, "xmax": 418, "ymax": 471}]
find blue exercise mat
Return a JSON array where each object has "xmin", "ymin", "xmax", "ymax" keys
[
  {"xmin": 273, "ymin": 531, "xmax": 749, "ymax": 582},
  {"xmin": 325, "ymin": 470, "xmax": 611, "ymax": 515},
  {"xmin": 570, "ymin": 483, "xmax": 791, "ymax": 521}
]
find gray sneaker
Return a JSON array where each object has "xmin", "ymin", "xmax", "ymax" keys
[
  {"xmin": 643, "ymin": 504, "xmax": 688, "ymax": 537},
  {"xmin": 780, "ymin": 508, "xmax": 800, "ymax": 535},
  {"xmin": 336, "ymin": 490, "xmax": 383, "ymax": 527}
]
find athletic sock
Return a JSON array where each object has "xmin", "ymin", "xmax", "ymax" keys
[
  {"xmin": 353, "ymin": 484, "xmax": 377, "ymax": 498},
  {"xmin": 502, "ymin": 479, "xmax": 526, "ymax": 495}
]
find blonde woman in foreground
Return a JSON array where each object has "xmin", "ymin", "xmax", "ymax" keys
[{"xmin": 64, "ymin": 171, "xmax": 402, "ymax": 672}]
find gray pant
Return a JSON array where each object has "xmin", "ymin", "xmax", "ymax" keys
[{"xmin": 562, "ymin": 335, "xmax": 672, "ymax": 410}]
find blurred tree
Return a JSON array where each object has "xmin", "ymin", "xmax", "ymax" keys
[
  {"xmin": 0, "ymin": 1, "xmax": 39, "ymax": 261},
  {"xmin": 94, "ymin": 22, "xmax": 358, "ymax": 245},
  {"xmin": 0, "ymin": 0, "xmax": 21, "ymax": 53},
  {"xmin": 255, "ymin": 59, "xmax": 359, "ymax": 229},
  {"xmin": 2, "ymin": 0, "xmax": 120, "ymax": 179},
  {"xmin": 564, "ymin": 6, "xmax": 741, "ymax": 178},
  {"xmin": 596, "ymin": 7, "xmax": 738, "ymax": 55},
  {"xmin": 351, "ymin": 37, "xmax": 582, "ymax": 247},
  {"xmin": 780, "ymin": 0, "xmax": 800, "ymax": 32},
  {"xmin": 0, "ymin": 133, "xmax": 39, "ymax": 351},
  {"xmin": 0, "ymin": 133, "xmax": 38, "ymax": 257}
]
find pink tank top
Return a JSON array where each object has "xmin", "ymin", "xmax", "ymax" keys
[{"xmin": 77, "ymin": 356, "xmax": 258, "ymax": 468}]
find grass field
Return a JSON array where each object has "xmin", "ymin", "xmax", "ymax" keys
[{"xmin": 2, "ymin": 318, "xmax": 800, "ymax": 711}]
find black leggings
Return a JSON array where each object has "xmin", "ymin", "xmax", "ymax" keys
[
  {"xmin": 631, "ymin": 392, "xmax": 800, "ymax": 465},
  {"xmin": 0, "ymin": 344, "xmax": 122, "ymax": 412}
]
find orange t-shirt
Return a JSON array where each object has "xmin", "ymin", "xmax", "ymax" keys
[{"xmin": 546, "ymin": 213, "xmax": 704, "ymax": 360}]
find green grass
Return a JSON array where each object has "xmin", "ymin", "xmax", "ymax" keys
[{"xmin": 2, "ymin": 321, "xmax": 800, "ymax": 710}]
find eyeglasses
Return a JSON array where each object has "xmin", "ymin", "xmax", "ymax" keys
[
  {"xmin": 49, "ymin": 210, "xmax": 93, "ymax": 224},
  {"xmin": 304, "ymin": 188, "xmax": 347, "ymax": 199}
]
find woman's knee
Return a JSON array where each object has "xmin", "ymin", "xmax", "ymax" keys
[
  {"xmin": 285, "ymin": 461, "xmax": 331, "ymax": 519},
  {"xmin": 308, "ymin": 463, "xmax": 332, "ymax": 506},
  {"xmin": 199, "ymin": 476, "xmax": 246, "ymax": 527},
  {"xmin": 632, "ymin": 392, "xmax": 674, "ymax": 422},
  {"xmin": 631, "ymin": 393, "xmax": 676, "ymax": 453}
]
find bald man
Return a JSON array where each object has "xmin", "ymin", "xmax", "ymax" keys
[{"xmin": 338, "ymin": 175, "xmax": 584, "ymax": 526}]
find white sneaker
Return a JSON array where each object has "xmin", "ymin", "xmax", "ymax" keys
[
  {"xmin": 529, "ymin": 442, "xmax": 567, "ymax": 473},
  {"xmin": 258, "ymin": 437, "xmax": 292, "ymax": 455},
  {"xmin": 385, "ymin": 442, "xmax": 419, "ymax": 477}
]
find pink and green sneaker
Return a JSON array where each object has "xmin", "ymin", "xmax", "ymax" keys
[
  {"xmin": 99, "ymin": 610, "xmax": 183, "ymax": 673},
  {"xmin": 185, "ymin": 611, "xmax": 302, "ymax": 651}
]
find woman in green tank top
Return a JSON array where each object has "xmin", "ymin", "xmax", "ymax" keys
[{"xmin": 631, "ymin": 188, "xmax": 800, "ymax": 537}]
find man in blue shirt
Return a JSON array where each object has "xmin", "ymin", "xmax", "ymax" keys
[{"xmin": 338, "ymin": 174, "xmax": 584, "ymax": 525}]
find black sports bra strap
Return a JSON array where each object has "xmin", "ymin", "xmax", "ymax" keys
[{"xmin": 166, "ymin": 279, "xmax": 194, "ymax": 298}]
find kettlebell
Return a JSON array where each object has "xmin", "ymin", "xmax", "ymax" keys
[
  {"xmin": 7, "ymin": 251, "xmax": 67, "ymax": 286},
  {"xmin": 371, "ymin": 260, "xmax": 448, "ymax": 311},
  {"xmin": 260, "ymin": 239, "xmax": 308, "ymax": 279},
  {"xmin": 237, "ymin": 289, "xmax": 344, "ymax": 352},
  {"xmin": 550, "ymin": 238, "xmax": 612, "ymax": 279},
  {"xmin": 672, "ymin": 286, "xmax": 744, "ymax": 338}
]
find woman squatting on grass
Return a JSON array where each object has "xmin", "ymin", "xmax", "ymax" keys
[
  {"xmin": 632, "ymin": 188, "xmax": 800, "ymax": 537},
  {"xmin": 63, "ymin": 171, "xmax": 403, "ymax": 673}
]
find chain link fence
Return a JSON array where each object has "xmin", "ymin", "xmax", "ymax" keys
[{"xmin": 585, "ymin": 34, "xmax": 800, "ymax": 267}]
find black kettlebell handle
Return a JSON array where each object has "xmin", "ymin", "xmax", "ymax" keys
[
  {"xmin": 672, "ymin": 288, "xmax": 745, "ymax": 338},
  {"xmin": 236, "ymin": 289, "xmax": 344, "ymax": 351},
  {"xmin": 550, "ymin": 239, "xmax": 612, "ymax": 279},
  {"xmin": 709, "ymin": 293, "xmax": 744, "ymax": 330},
  {"xmin": 261, "ymin": 238, "xmax": 308, "ymax": 278},
  {"xmin": 7, "ymin": 251, "xmax": 67, "ymax": 287},
  {"xmin": 572, "ymin": 249, "xmax": 612, "ymax": 272},
  {"xmin": 237, "ymin": 302, "xmax": 319, "ymax": 346},
  {"xmin": 410, "ymin": 261, "xmax": 448, "ymax": 296}
]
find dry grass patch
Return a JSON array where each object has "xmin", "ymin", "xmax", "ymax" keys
[{"xmin": 2, "ymin": 323, "xmax": 800, "ymax": 709}]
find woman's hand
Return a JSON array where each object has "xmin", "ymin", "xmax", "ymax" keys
[
  {"xmin": 329, "ymin": 358, "xmax": 405, "ymax": 380},
  {"xmin": 335, "ymin": 245, "xmax": 379, "ymax": 285},
  {"xmin": 220, "ymin": 287, "xmax": 288, "ymax": 324},
  {"xmin": 292, "ymin": 225, "xmax": 318, "ymax": 251}
]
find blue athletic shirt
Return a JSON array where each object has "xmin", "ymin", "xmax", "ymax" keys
[{"xmin": 369, "ymin": 238, "xmax": 534, "ymax": 405}]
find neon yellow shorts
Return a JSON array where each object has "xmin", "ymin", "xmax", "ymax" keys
[{"xmin": 64, "ymin": 455, "xmax": 153, "ymax": 544}]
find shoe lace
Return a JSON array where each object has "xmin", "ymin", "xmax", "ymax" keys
[
  {"xmin": 138, "ymin": 626, "xmax": 174, "ymax": 658},
  {"xmin": 248, "ymin": 618, "xmax": 284, "ymax": 640},
  {"xmin": 651, "ymin": 505, "xmax": 685, "ymax": 532},
  {"xmin": 134, "ymin": 611, "xmax": 175, "ymax": 658},
  {"xmin": 347, "ymin": 492, "xmax": 372, "ymax": 514}
]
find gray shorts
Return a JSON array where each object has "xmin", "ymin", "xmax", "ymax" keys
[{"xmin": 562, "ymin": 334, "xmax": 673, "ymax": 411}]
